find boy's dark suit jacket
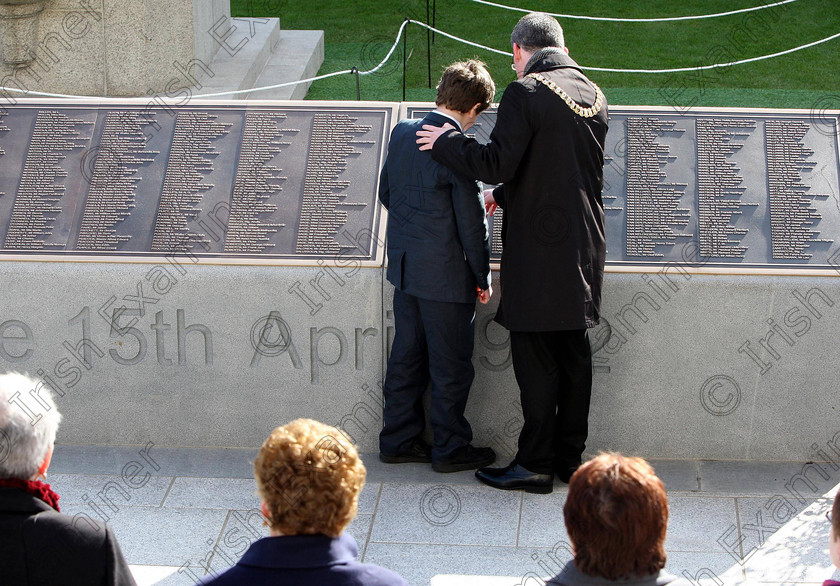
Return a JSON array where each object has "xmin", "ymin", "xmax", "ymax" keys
[{"xmin": 379, "ymin": 111, "xmax": 491, "ymax": 300}]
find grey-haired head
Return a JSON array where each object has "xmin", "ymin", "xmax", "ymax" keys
[
  {"xmin": 0, "ymin": 372, "xmax": 61, "ymax": 480},
  {"xmin": 511, "ymin": 12, "xmax": 565, "ymax": 52}
]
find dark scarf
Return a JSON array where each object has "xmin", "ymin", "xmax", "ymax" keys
[{"xmin": 0, "ymin": 477, "xmax": 60, "ymax": 511}]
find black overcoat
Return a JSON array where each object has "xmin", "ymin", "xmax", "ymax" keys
[
  {"xmin": 432, "ymin": 50, "xmax": 608, "ymax": 331},
  {"xmin": 0, "ymin": 487, "xmax": 136, "ymax": 585}
]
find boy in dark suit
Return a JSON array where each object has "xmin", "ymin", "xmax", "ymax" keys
[{"xmin": 378, "ymin": 60, "xmax": 496, "ymax": 472}]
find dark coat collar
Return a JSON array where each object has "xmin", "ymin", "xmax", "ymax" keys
[
  {"xmin": 524, "ymin": 47, "xmax": 583, "ymax": 76},
  {"xmin": 238, "ymin": 533, "xmax": 358, "ymax": 570},
  {"xmin": 0, "ymin": 487, "xmax": 55, "ymax": 514}
]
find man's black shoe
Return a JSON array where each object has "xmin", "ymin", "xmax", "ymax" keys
[
  {"xmin": 432, "ymin": 445, "xmax": 496, "ymax": 473},
  {"xmin": 475, "ymin": 463, "xmax": 553, "ymax": 494},
  {"xmin": 554, "ymin": 462, "xmax": 581, "ymax": 484},
  {"xmin": 379, "ymin": 438, "xmax": 432, "ymax": 463}
]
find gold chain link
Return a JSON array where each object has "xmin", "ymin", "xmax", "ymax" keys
[{"xmin": 526, "ymin": 73, "xmax": 605, "ymax": 118}]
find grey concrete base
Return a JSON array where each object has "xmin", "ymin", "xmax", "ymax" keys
[
  {"xmin": 0, "ymin": 261, "xmax": 385, "ymax": 449},
  {"xmin": 3, "ymin": 259, "xmax": 840, "ymax": 461},
  {"xmin": 589, "ymin": 272, "xmax": 840, "ymax": 461}
]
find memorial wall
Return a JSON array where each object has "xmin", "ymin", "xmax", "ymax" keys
[
  {"xmin": 1, "ymin": 99, "xmax": 839, "ymax": 460},
  {"xmin": 0, "ymin": 101, "xmax": 392, "ymax": 263},
  {"xmin": 407, "ymin": 104, "xmax": 840, "ymax": 271}
]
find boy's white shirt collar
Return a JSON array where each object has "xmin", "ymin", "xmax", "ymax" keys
[{"xmin": 432, "ymin": 109, "xmax": 463, "ymax": 132}]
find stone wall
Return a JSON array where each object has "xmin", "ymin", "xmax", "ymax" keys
[
  {"xmin": 0, "ymin": 0, "xmax": 230, "ymax": 97},
  {"xmin": 2, "ymin": 260, "xmax": 838, "ymax": 461}
]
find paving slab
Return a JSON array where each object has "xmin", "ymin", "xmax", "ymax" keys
[
  {"xmin": 363, "ymin": 542, "xmax": 564, "ymax": 586},
  {"xmin": 162, "ymin": 477, "xmax": 260, "ymax": 509},
  {"xmin": 359, "ymin": 481, "xmax": 381, "ymax": 514},
  {"xmin": 43, "ymin": 448, "xmax": 840, "ymax": 585},
  {"xmin": 665, "ymin": 495, "xmax": 739, "ymax": 553},
  {"xmin": 60, "ymin": 503, "xmax": 230, "ymax": 567},
  {"xmin": 666, "ymin": 551, "xmax": 743, "ymax": 585},
  {"xmin": 53, "ymin": 445, "xmax": 257, "ymax": 478},
  {"xmin": 127, "ymin": 565, "xmax": 184, "ymax": 586},
  {"xmin": 49, "ymin": 473, "xmax": 174, "ymax": 507},
  {"xmin": 517, "ymin": 490, "xmax": 569, "ymax": 548},
  {"xmin": 700, "ymin": 459, "xmax": 840, "ymax": 496},
  {"xmin": 369, "ymin": 482, "xmax": 521, "ymax": 547},
  {"xmin": 649, "ymin": 458, "xmax": 702, "ymax": 492}
]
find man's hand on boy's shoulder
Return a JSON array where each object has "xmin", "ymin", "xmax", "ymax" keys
[{"xmin": 417, "ymin": 123, "xmax": 457, "ymax": 151}]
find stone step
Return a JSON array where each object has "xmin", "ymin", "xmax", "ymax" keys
[
  {"xmin": 198, "ymin": 17, "xmax": 281, "ymax": 98},
  {"xmin": 246, "ymin": 30, "xmax": 325, "ymax": 100}
]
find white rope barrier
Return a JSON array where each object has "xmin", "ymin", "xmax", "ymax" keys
[
  {"xmin": 581, "ymin": 30, "xmax": 840, "ymax": 73},
  {"xmin": 406, "ymin": 19, "xmax": 513, "ymax": 56},
  {"xmin": 0, "ymin": 68, "xmax": 357, "ymax": 100},
  {"xmin": 467, "ymin": 0, "xmax": 801, "ymax": 22},
  {"xmin": 191, "ymin": 69, "xmax": 355, "ymax": 98},
  {"xmin": 360, "ymin": 19, "xmax": 412, "ymax": 75},
  {"xmin": 1, "ymin": 16, "xmax": 838, "ymax": 99},
  {"xmin": 406, "ymin": 19, "xmax": 840, "ymax": 74}
]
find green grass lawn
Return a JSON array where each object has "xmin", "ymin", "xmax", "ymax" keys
[{"xmin": 231, "ymin": 0, "xmax": 840, "ymax": 108}]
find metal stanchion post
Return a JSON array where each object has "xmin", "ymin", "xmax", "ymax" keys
[
  {"xmin": 352, "ymin": 67, "xmax": 361, "ymax": 100},
  {"xmin": 432, "ymin": 0, "xmax": 436, "ymax": 42},
  {"xmin": 402, "ymin": 18, "xmax": 408, "ymax": 101},
  {"xmin": 426, "ymin": 0, "xmax": 432, "ymax": 88}
]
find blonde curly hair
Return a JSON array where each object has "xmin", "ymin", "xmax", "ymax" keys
[{"xmin": 255, "ymin": 419, "xmax": 366, "ymax": 537}]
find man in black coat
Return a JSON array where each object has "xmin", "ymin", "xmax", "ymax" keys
[
  {"xmin": 417, "ymin": 13, "xmax": 608, "ymax": 492},
  {"xmin": 0, "ymin": 488, "xmax": 136, "ymax": 585},
  {"xmin": 0, "ymin": 371, "xmax": 136, "ymax": 585},
  {"xmin": 378, "ymin": 60, "xmax": 497, "ymax": 472}
]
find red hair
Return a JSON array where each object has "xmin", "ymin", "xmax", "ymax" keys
[{"xmin": 563, "ymin": 452, "xmax": 668, "ymax": 579}]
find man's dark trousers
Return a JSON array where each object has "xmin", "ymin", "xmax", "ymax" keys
[
  {"xmin": 380, "ymin": 289, "xmax": 476, "ymax": 461},
  {"xmin": 510, "ymin": 329, "xmax": 592, "ymax": 474}
]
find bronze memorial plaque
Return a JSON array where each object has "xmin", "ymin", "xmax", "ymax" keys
[
  {"xmin": 405, "ymin": 104, "xmax": 840, "ymax": 272},
  {"xmin": 0, "ymin": 101, "xmax": 395, "ymax": 265}
]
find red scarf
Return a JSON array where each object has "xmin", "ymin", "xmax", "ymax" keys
[{"xmin": 0, "ymin": 478, "xmax": 60, "ymax": 511}]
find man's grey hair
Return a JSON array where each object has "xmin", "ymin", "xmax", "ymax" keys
[
  {"xmin": 511, "ymin": 12, "xmax": 565, "ymax": 52},
  {"xmin": 0, "ymin": 372, "xmax": 61, "ymax": 479}
]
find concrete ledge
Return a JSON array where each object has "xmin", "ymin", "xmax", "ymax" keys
[
  {"xmin": 248, "ymin": 30, "xmax": 325, "ymax": 100},
  {"xmin": 199, "ymin": 17, "xmax": 281, "ymax": 97}
]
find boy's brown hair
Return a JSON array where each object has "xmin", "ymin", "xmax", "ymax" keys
[{"xmin": 435, "ymin": 60, "xmax": 495, "ymax": 114}]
